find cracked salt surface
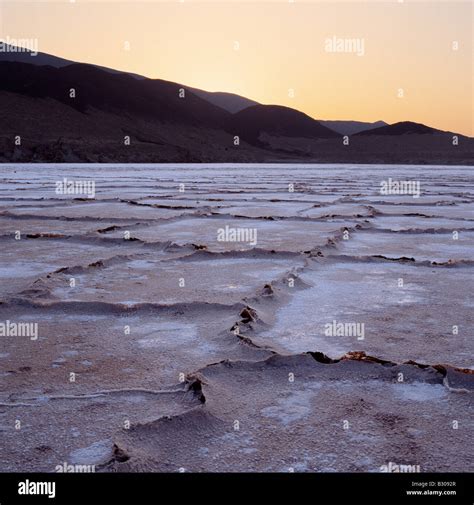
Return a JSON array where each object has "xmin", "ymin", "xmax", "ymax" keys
[
  {"xmin": 254, "ymin": 261, "xmax": 473, "ymax": 367},
  {"xmin": 390, "ymin": 383, "xmax": 447, "ymax": 402},
  {"xmin": 260, "ymin": 386, "xmax": 321, "ymax": 426},
  {"xmin": 1, "ymin": 164, "xmax": 473, "ymax": 473},
  {"xmin": 103, "ymin": 216, "xmax": 357, "ymax": 252},
  {"xmin": 69, "ymin": 439, "xmax": 113, "ymax": 465},
  {"xmin": 46, "ymin": 254, "xmax": 304, "ymax": 306},
  {"xmin": 373, "ymin": 215, "xmax": 474, "ymax": 231},
  {"xmin": 337, "ymin": 230, "xmax": 474, "ymax": 262},
  {"xmin": 136, "ymin": 322, "xmax": 199, "ymax": 349}
]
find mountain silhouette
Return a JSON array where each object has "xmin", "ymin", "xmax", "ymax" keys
[
  {"xmin": 320, "ymin": 120, "xmax": 387, "ymax": 135},
  {"xmin": 0, "ymin": 49, "xmax": 471, "ymax": 164},
  {"xmin": 0, "ymin": 62, "xmax": 230, "ymax": 127},
  {"xmin": 356, "ymin": 121, "xmax": 452, "ymax": 136},
  {"xmin": 187, "ymin": 87, "xmax": 259, "ymax": 113},
  {"xmin": 229, "ymin": 104, "xmax": 339, "ymax": 144}
]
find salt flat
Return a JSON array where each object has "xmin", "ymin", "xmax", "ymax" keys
[{"xmin": 0, "ymin": 164, "xmax": 472, "ymax": 473}]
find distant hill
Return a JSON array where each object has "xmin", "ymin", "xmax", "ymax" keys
[
  {"xmin": 0, "ymin": 46, "xmax": 74, "ymax": 68},
  {"xmin": 0, "ymin": 44, "xmax": 145, "ymax": 80},
  {"xmin": 0, "ymin": 47, "xmax": 259, "ymax": 115},
  {"xmin": 356, "ymin": 121, "xmax": 453, "ymax": 136},
  {"xmin": 0, "ymin": 61, "xmax": 229, "ymax": 127},
  {"xmin": 320, "ymin": 120, "xmax": 387, "ymax": 135},
  {"xmin": 187, "ymin": 88, "xmax": 259, "ymax": 113},
  {"xmin": 0, "ymin": 62, "xmax": 338, "ymax": 146},
  {"xmin": 0, "ymin": 49, "xmax": 471, "ymax": 164},
  {"xmin": 229, "ymin": 104, "xmax": 339, "ymax": 144}
]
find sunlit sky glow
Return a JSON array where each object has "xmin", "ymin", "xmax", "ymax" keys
[{"xmin": 1, "ymin": 0, "xmax": 472, "ymax": 135}]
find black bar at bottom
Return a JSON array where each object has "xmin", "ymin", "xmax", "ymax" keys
[{"xmin": 0, "ymin": 473, "xmax": 472, "ymax": 505}]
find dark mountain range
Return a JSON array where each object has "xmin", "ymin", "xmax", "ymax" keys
[
  {"xmin": 187, "ymin": 87, "xmax": 259, "ymax": 114},
  {"xmin": 0, "ymin": 62, "xmax": 229, "ymax": 127},
  {"xmin": 0, "ymin": 46, "xmax": 74, "ymax": 67},
  {"xmin": 0, "ymin": 46, "xmax": 259, "ymax": 114},
  {"xmin": 0, "ymin": 49, "xmax": 472, "ymax": 164},
  {"xmin": 356, "ymin": 121, "xmax": 447, "ymax": 136},
  {"xmin": 320, "ymin": 120, "xmax": 387, "ymax": 135},
  {"xmin": 229, "ymin": 105, "xmax": 338, "ymax": 144},
  {"xmin": 0, "ymin": 44, "xmax": 146, "ymax": 80}
]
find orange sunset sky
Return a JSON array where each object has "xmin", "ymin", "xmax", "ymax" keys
[{"xmin": 1, "ymin": 0, "xmax": 472, "ymax": 136}]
